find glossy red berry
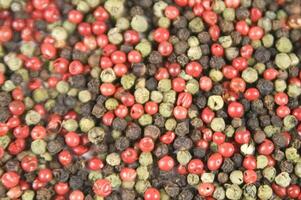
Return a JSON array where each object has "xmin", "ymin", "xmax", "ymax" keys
[
  {"xmin": 139, "ymin": 137, "xmax": 154, "ymax": 152},
  {"xmin": 187, "ymin": 159, "xmax": 204, "ymax": 175},
  {"xmin": 1, "ymin": 172, "xmax": 20, "ymax": 188},
  {"xmin": 158, "ymin": 155, "xmax": 175, "ymax": 171},
  {"xmin": 198, "ymin": 183, "xmax": 215, "ymax": 197},
  {"xmin": 93, "ymin": 179, "xmax": 112, "ymax": 197},
  {"xmin": 207, "ymin": 153, "xmax": 223, "ymax": 171},
  {"xmin": 153, "ymin": 27, "xmax": 170, "ymax": 43},
  {"xmin": 243, "ymin": 170, "xmax": 257, "ymax": 184},
  {"xmin": 38, "ymin": 168, "xmax": 53, "ymax": 182},
  {"xmin": 228, "ymin": 102, "xmax": 244, "ymax": 118},
  {"xmin": 65, "ymin": 132, "xmax": 80, "ymax": 147},
  {"xmin": 218, "ymin": 142, "xmax": 235, "ymax": 158},
  {"xmin": 119, "ymin": 168, "xmax": 137, "ymax": 181},
  {"xmin": 185, "ymin": 62, "xmax": 203, "ymax": 77},
  {"xmin": 144, "ymin": 188, "xmax": 160, "ymax": 200}
]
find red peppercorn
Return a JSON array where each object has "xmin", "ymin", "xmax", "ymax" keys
[
  {"xmin": 120, "ymin": 168, "xmax": 137, "ymax": 181},
  {"xmin": 293, "ymin": 107, "xmax": 301, "ymax": 121},
  {"xmin": 240, "ymin": 44, "xmax": 253, "ymax": 58},
  {"xmin": 201, "ymin": 107, "xmax": 215, "ymax": 124},
  {"xmin": 160, "ymin": 131, "xmax": 176, "ymax": 144},
  {"xmin": 144, "ymin": 101, "xmax": 158, "ymax": 115},
  {"xmin": 193, "ymin": 4, "xmax": 204, "ymax": 16},
  {"xmin": 121, "ymin": 148, "xmax": 138, "ymax": 164},
  {"xmin": 211, "ymin": 43, "xmax": 224, "ymax": 57},
  {"xmin": 91, "ymin": 21, "xmax": 107, "ymax": 35},
  {"xmin": 218, "ymin": 142, "xmax": 235, "ymax": 158},
  {"xmin": 8, "ymin": 138, "xmax": 25, "ymax": 155},
  {"xmin": 228, "ymin": 101, "xmax": 244, "ymax": 118},
  {"xmin": 124, "ymin": 30, "xmax": 140, "ymax": 45},
  {"xmin": 272, "ymin": 183, "xmax": 287, "ymax": 198},
  {"xmin": 207, "ymin": 153, "xmax": 223, "ymax": 171},
  {"xmin": 158, "ymin": 155, "xmax": 174, "ymax": 171},
  {"xmin": 55, "ymin": 182, "xmax": 69, "ymax": 195},
  {"xmin": 230, "ymin": 77, "xmax": 246, "ymax": 93},
  {"xmin": 173, "ymin": 106, "xmax": 187, "ymax": 120},
  {"xmin": 110, "ymin": 50, "xmax": 126, "ymax": 64},
  {"xmin": 53, "ymin": 58, "xmax": 69, "ymax": 74},
  {"xmin": 224, "ymin": 0, "xmax": 240, "ymax": 8},
  {"xmin": 235, "ymin": 20, "xmax": 249, "ymax": 36},
  {"xmin": 175, "ymin": 0, "xmax": 188, "ymax": 6},
  {"xmin": 153, "ymin": 27, "xmax": 170, "ymax": 43},
  {"xmin": 87, "ymin": 157, "xmax": 104, "ymax": 171},
  {"xmin": 274, "ymin": 92, "xmax": 288, "ymax": 105},
  {"xmin": 209, "ymin": 25, "xmax": 220, "ymax": 41},
  {"xmin": 96, "ymin": 34, "xmax": 108, "ymax": 48},
  {"xmin": 127, "ymin": 50, "xmax": 142, "ymax": 63},
  {"xmin": 114, "ymin": 63, "xmax": 128, "ymax": 77},
  {"xmin": 21, "ymin": 155, "xmax": 38, "ymax": 172},
  {"xmin": 100, "ymin": 83, "xmax": 116, "ymax": 97},
  {"xmin": 93, "ymin": 179, "xmax": 112, "ymax": 197},
  {"xmin": 187, "ymin": 159, "xmax": 204, "ymax": 175},
  {"xmin": 222, "ymin": 65, "xmax": 238, "ymax": 79},
  {"xmin": 167, "ymin": 63, "xmax": 181, "ymax": 77},
  {"xmin": 9, "ymin": 100, "xmax": 25, "ymax": 115},
  {"xmin": 243, "ymin": 155, "xmax": 256, "ymax": 170},
  {"xmin": 244, "ymin": 88, "xmax": 260, "ymax": 101},
  {"xmin": 0, "ymin": 26, "xmax": 13, "ymax": 43},
  {"xmin": 68, "ymin": 10, "xmax": 83, "ymax": 24},
  {"xmin": 232, "ymin": 57, "xmax": 248, "ymax": 71},
  {"xmin": 287, "ymin": 185, "xmax": 300, "ymax": 199},
  {"xmin": 158, "ymin": 41, "xmax": 173, "ymax": 56},
  {"xmin": 13, "ymin": 125, "xmax": 29, "ymax": 139},
  {"xmin": 69, "ymin": 190, "xmax": 84, "ymax": 200},
  {"xmin": 1, "ymin": 172, "xmax": 20, "ymax": 188},
  {"xmin": 177, "ymin": 92, "xmax": 192, "ymax": 108},
  {"xmin": 120, "ymin": 93, "xmax": 135, "ymax": 107},
  {"xmin": 139, "ymin": 137, "xmax": 154, "ymax": 152},
  {"xmin": 172, "ymin": 77, "xmax": 186, "ymax": 92},
  {"xmin": 199, "ymin": 76, "xmax": 213, "ymax": 91},
  {"xmin": 186, "ymin": 62, "xmax": 203, "ymax": 78},
  {"xmin": 258, "ymin": 139, "xmax": 275, "ymax": 155},
  {"xmin": 69, "ymin": 60, "xmax": 84, "ymax": 75},
  {"xmin": 114, "ymin": 104, "xmax": 128, "ymax": 118},
  {"xmin": 203, "ymin": 10, "xmax": 218, "ymax": 25},
  {"xmin": 155, "ymin": 67, "xmax": 169, "ymax": 80},
  {"xmin": 198, "ymin": 183, "xmax": 215, "ymax": 197},
  {"xmin": 58, "ymin": 150, "xmax": 73, "ymax": 166},
  {"xmin": 276, "ymin": 105, "xmax": 290, "ymax": 118},
  {"xmin": 78, "ymin": 22, "xmax": 92, "ymax": 36},
  {"xmin": 31, "ymin": 125, "xmax": 46, "ymax": 140},
  {"xmin": 248, "ymin": 26, "xmax": 264, "ymax": 40},
  {"xmin": 235, "ymin": 129, "xmax": 251, "ymax": 144},
  {"xmin": 250, "ymin": 7, "xmax": 262, "ymax": 22},
  {"xmin": 263, "ymin": 68, "xmax": 278, "ymax": 80},
  {"xmin": 130, "ymin": 104, "xmax": 144, "ymax": 119},
  {"xmin": 243, "ymin": 170, "xmax": 257, "ymax": 184},
  {"xmin": 212, "ymin": 132, "xmax": 225, "ymax": 145},
  {"xmin": 93, "ymin": 6, "xmax": 109, "ymax": 21},
  {"xmin": 177, "ymin": 165, "xmax": 188, "ymax": 175},
  {"xmin": 65, "ymin": 132, "xmax": 80, "ymax": 147},
  {"xmin": 41, "ymin": 43, "xmax": 56, "ymax": 59},
  {"xmin": 32, "ymin": 0, "xmax": 49, "ymax": 10},
  {"xmin": 144, "ymin": 188, "xmax": 160, "ymax": 200},
  {"xmin": 0, "ymin": 123, "xmax": 9, "ymax": 136},
  {"xmin": 164, "ymin": 6, "xmax": 179, "ymax": 20},
  {"xmin": 38, "ymin": 168, "xmax": 53, "ymax": 182}
]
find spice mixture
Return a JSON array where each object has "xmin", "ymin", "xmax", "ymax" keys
[{"xmin": 0, "ymin": 0, "xmax": 301, "ymax": 199}]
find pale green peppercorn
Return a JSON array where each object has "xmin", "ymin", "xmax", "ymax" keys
[
  {"xmin": 135, "ymin": 40, "xmax": 152, "ymax": 57},
  {"xmin": 134, "ymin": 88, "xmax": 150, "ymax": 104},
  {"xmin": 135, "ymin": 180, "xmax": 151, "ymax": 194},
  {"xmin": 275, "ymin": 53, "xmax": 291, "ymax": 69},
  {"xmin": 79, "ymin": 117, "xmax": 95, "ymax": 132},
  {"xmin": 187, "ymin": 174, "xmax": 199, "ymax": 185},
  {"xmin": 283, "ymin": 115, "xmax": 298, "ymax": 130},
  {"xmin": 2, "ymin": 80, "xmax": 16, "ymax": 91},
  {"xmin": 165, "ymin": 118, "xmax": 177, "ymax": 130},
  {"xmin": 121, "ymin": 73, "xmax": 136, "ymax": 90},
  {"xmin": 209, "ymin": 69, "xmax": 223, "ymax": 82},
  {"xmin": 189, "ymin": 17, "xmax": 204, "ymax": 33},
  {"xmin": 158, "ymin": 17, "xmax": 170, "ymax": 28},
  {"xmin": 122, "ymin": 181, "xmax": 135, "ymax": 189},
  {"xmin": 287, "ymin": 84, "xmax": 301, "ymax": 98},
  {"xmin": 213, "ymin": 187, "xmax": 226, "ymax": 200},
  {"xmin": 276, "ymin": 37, "xmax": 293, "ymax": 53},
  {"xmin": 153, "ymin": 1, "xmax": 168, "ymax": 17},
  {"xmin": 104, "ymin": 0, "xmax": 125, "ymax": 18},
  {"xmin": 135, "ymin": 78, "xmax": 146, "ymax": 89},
  {"xmin": 138, "ymin": 114, "xmax": 152, "ymax": 126},
  {"xmin": 77, "ymin": 1, "xmax": 90, "ymax": 13},
  {"xmin": 295, "ymin": 162, "xmax": 301, "ymax": 178},
  {"xmin": 185, "ymin": 79, "xmax": 199, "ymax": 94},
  {"xmin": 225, "ymin": 125, "xmax": 235, "ymax": 137},
  {"xmin": 106, "ymin": 153, "xmax": 121, "ymax": 166},
  {"xmin": 40, "ymin": 152, "xmax": 52, "ymax": 161},
  {"xmin": 56, "ymin": 80, "xmax": 70, "ymax": 94},
  {"xmin": 108, "ymin": 28, "xmax": 123, "ymax": 45},
  {"xmin": 275, "ymin": 79, "xmax": 287, "ymax": 92},
  {"xmin": 0, "ymin": 63, "xmax": 5, "ymax": 73},
  {"xmin": 25, "ymin": 110, "xmax": 41, "ymax": 125},
  {"xmin": 158, "ymin": 79, "xmax": 171, "ymax": 92},
  {"xmin": 229, "ymin": 170, "xmax": 243, "ymax": 185},
  {"xmin": 263, "ymin": 166, "xmax": 276, "ymax": 182},
  {"xmin": 100, "ymin": 68, "xmax": 116, "ymax": 83},
  {"xmin": 31, "ymin": 139, "xmax": 47, "ymax": 155},
  {"xmin": 105, "ymin": 98, "xmax": 119, "ymax": 110},
  {"xmin": 88, "ymin": 171, "xmax": 103, "ymax": 182},
  {"xmin": 33, "ymin": 88, "xmax": 49, "ymax": 103},
  {"xmin": 131, "ymin": 15, "xmax": 148, "ymax": 32},
  {"xmin": 0, "ymin": 135, "xmax": 11, "ymax": 149},
  {"xmin": 163, "ymin": 90, "xmax": 176, "ymax": 103},
  {"xmin": 159, "ymin": 103, "xmax": 174, "ymax": 117},
  {"xmin": 106, "ymin": 173, "xmax": 121, "ymax": 188},
  {"xmin": 177, "ymin": 150, "xmax": 192, "ymax": 165},
  {"xmin": 78, "ymin": 90, "xmax": 92, "ymax": 103},
  {"xmin": 62, "ymin": 119, "xmax": 78, "ymax": 132},
  {"xmin": 160, "ymin": 190, "xmax": 170, "ymax": 200},
  {"xmin": 201, "ymin": 173, "xmax": 215, "ymax": 183},
  {"xmin": 51, "ymin": 26, "xmax": 68, "ymax": 41},
  {"xmin": 226, "ymin": 184, "xmax": 242, "ymax": 200},
  {"xmin": 258, "ymin": 18, "xmax": 272, "ymax": 32},
  {"xmin": 116, "ymin": 17, "xmax": 130, "ymax": 31},
  {"xmin": 254, "ymin": 63, "xmax": 265, "ymax": 74},
  {"xmin": 289, "ymin": 53, "xmax": 300, "ymax": 66},
  {"xmin": 223, "ymin": 8, "xmax": 235, "ymax": 21},
  {"xmin": 4, "ymin": 53, "xmax": 22, "ymax": 71},
  {"xmin": 211, "ymin": 118, "xmax": 225, "ymax": 132},
  {"xmin": 86, "ymin": 0, "xmax": 100, "ymax": 7},
  {"xmin": 243, "ymin": 185, "xmax": 257, "ymax": 200},
  {"xmin": 187, "ymin": 46, "xmax": 202, "ymax": 60},
  {"xmin": 208, "ymin": 95, "xmax": 224, "ymax": 110},
  {"xmin": 242, "ymin": 67, "xmax": 258, "ymax": 83},
  {"xmin": 257, "ymin": 185, "xmax": 273, "ymax": 200},
  {"xmin": 88, "ymin": 127, "xmax": 105, "ymax": 144},
  {"xmin": 240, "ymin": 143, "xmax": 255, "ymax": 155},
  {"xmin": 256, "ymin": 155, "xmax": 268, "ymax": 169},
  {"xmin": 187, "ymin": 36, "xmax": 199, "ymax": 47},
  {"xmin": 262, "ymin": 34, "xmax": 274, "ymax": 48},
  {"xmin": 179, "ymin": 70, "xmax": 193, "ymax": 80},
  {"xmin": 20, "ymin": 41, "xmax": 36, "ymax": 57},
  {"xmin": 275, "ymin": 172, "xmax": 291, "ymax": 187},
  {"xmin": 224, "ymin": 47, "xmax": 239, "ymax": 61},
  {"xmin": 21, "ymin": 190, "xmax": 35, "ymax": 200},
  {"xmin": 285, "ymin": 147, "xmax": 300, "ymax": 162},
  {"xmin": 213, "ymin": 0, "xmax": 225, "ymax": 13},
  {"xmin": 137, "ymin": 166, "xmax": 149, "ymax": 180},
  {"xmin": 139, "ymin": 152, "xmax": 153, "ymax": 166},
  {"xmin": 151, "ymin": 91, "xmax": 163, "ymax": 103},
  {"xmin": 219, "ymin": 36, "xmax": 232, "ymax": 48}
]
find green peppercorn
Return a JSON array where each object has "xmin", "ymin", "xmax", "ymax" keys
[
  {"xmin": 201, "ymin": 173, "xmax": 215, "ymax": 183},
  {"xmin": 223, "ymin": 8, "xmax": 235, "ymax": 21},
  {"xmin": 136, "ymin": 166, "xmax": 149, "ymax": 180},
  {"xmin": 100, "ymin": 68, "xmax": 116, "ymax": 83},
  {"xmin": 283, "ymin": 115, "xmax": 298, "ymax": 130},
  {"xmin": 189, "ymin": 17, "xmax": 204, "ymax": 33},
  {"xmin": 153, "ymin": 1, "xmax": 168, "ymax": 17},
  {"xmin": 51, "ymin": 26, "xmax": 68, "ymax": 41},
  {"xmin": 158, "ymin": 79, "xmax": 171, "ymax": 92},
  {"xmin": 159, "ymin": 103, "xmax": 174, "ymax": 118},
  {"xmin": 139, "ymin": 152, "xmax": 153, "ymax": 166},
  {"xmin": 0, "ymin": 135, "xmax": 11, "ymax": 149},
  {"xmin": 177, "ymin": 150, "xmax": 192, "ymax": 165},
  {"xmin": 163, "ymin": 90, "xmax": 176, "ymax": 103},
  {"xmin": 275, "ymin": 172, "xmax": 291, "ymax": 187},
  {"xmin": 105, "ymin": 173, "xmax": 121, "ymax": 188},
  {"xmin": 4, "ymin": 53, "xmax": 22, "ymax": 71},
  {"xmin": 165, "ymin": 118, "xmax": 177, "ymax": 130},
  {"xmin": 135, "ymin": 180, "xmax": 151, "ymax": 194},
  {"xmin": 211, "ymin": 118, "xmax": 225, "ymax": 132},
  {"xmin": 185, "ymin": 79, "xmax": 199, "ymax": 94},
  {"xmin": 138, "ymin": 114, "xmax": 153, "ymax": 126},
  {"xmin": 2, "ymin": 80, "xmax": 16, "ymax": 91},
  {"xmin": 56, "ymin": 80, "xmax": 70, "ymax": 94},
  {"xmin": 116, "ymin": 17, "xmax": 130, "ymax": 31},
  {"xmin": 208, "ymin": 95, "xmax": 224, "ymax": 111},
  {"xmin": 275, "ymin": 53, "xmax": 291, "ymax": 70},
  {"xmin": 104, "ymin": 0, "xmax": 125, "ymax": 18},
  {"xmin": 226, "ymin": 184, "xmax": 243, "ymax": 200},
  {"xmin": 187, "ymin": 36, "xmax": 199, "ymax": 47},
  {"xmin": 187, "ymin": 46, "xmax": 202, "ymax": 60},
  {"xmin": 295, "ymin": 162, "xmax": 301, "ymax": 178},
  {"xmin": 209, "ymin": 69, "xmax": 223, "ymax": 82},
  {"xmin": 31, "ymin": 139, "xmax": 47, "ymax": 155},
  {"xmin": 187, "ymin": 173, "xmax": 199, "ymax": 185},
  {"xmin": 131, "ymin": 15, "xmax": 148, "ymax": 32},
  {"xmin": 88, "ymin": 127, "xmax": 105, "ymax": 144},
  {"xmin": 78, "ymin": 90, "xmax": 92, "ymax": 103},
  {"xmin": 21, "ymin": 190, "xmax": 35, "ymax": 200},
  {"xmin": 158, "ymin": 17, "xmax": 170, "ymax": 28},
  {"xmin": 257, "ymin": 185, "xmax": 272, "ymax": 200},
  {"xmin": 108, "ymin": 28, "xmax": 123, "ymax": 45},
  {"xmin": 62, "ymin": 119, "xmax": 78, "ymax": 132},
  {"xmin": 256, "ymin": 155, "xmax": 268, "ymax": 169},
  {"xmin": 242, "ymin": 67, "xmax": 258, "ymax": 83},
  {"xmin": 213, "ymin": 187, "xmax": 226, "ymax": 200},
  {"xmin": 33, "ymin": 88, "xmax": 49, "ymax": 103},
  {"xmin": 20, "ymin": 42, "xmax": 36, "ymax": 57},
  {"xmin": 287, "ymin": 84, "xmax": 301, "ymax": 98},
  {"xmin": 285, "ymin": 147, "xmax": 300, "ymax": 162},
  {"xmin": 105, "ymin": 98, "xmax": 119, "ymax": 110},
  {"xmin": 151, "ymin": 91, "xmax": 163, "ymax": 103},
  {"xmin": 106, "ymin": 153, "xmax": 121, "ymax": 166},
  {"xmin": 219, "ymin": 36, "xmax": 233, "ymax": 48},
  {"xmin": 229, "ymin": 170, "xmax": 243, "ymax": 185},
  {"xmin": 25, "ymin": 110, "xmax": 41, "ymax": 125},
  {"xmin": 262, "ymin": 34, "xmax": 274, "ymax": 48},
  {"xmin": 263, "ymin": 166, "xmax": 276, "ymax": 182},
  {"xmin": 135, "ymin": 40, "xmax": 152, "ymax": 57},
  {"xmin": 88, "ymin": 171, "xmax": 103, "ymax": 182},
  {"xmin": 79, "ymin": 117, "xmax": 95, "ymax": 132}
]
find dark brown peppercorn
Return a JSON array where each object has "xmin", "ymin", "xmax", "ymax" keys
[
  {"xmin": 231, "ymin": 31, "xmax": 242, "ymax": 46},
  {"xmin": 272, "ymin": 133, "xmax": 287, "ymax": 148},
  {"xmin": 154, "ymin": 143, "xmax": 169, "ymax": 158},
  {"xmin": 36, "ymin": 188, "xmax": 54, "ymax": 200},
  {"xmin": 0, "ymin": 92, "xmax": 12, "ymax": 107},
  {"xmin": 72, "ymin": 51, "xmax": 88, "ymax": 63},
  {"xmin": 164, "ymin": 182, "xmax": 180, "ymax": 197},
  {"xmin": 0, "ymin": 184, "xmax": 5, "ymax": 198},
  {"xmin": 4, "ymin": 159, "xmax": 20, "ymax": 172},
  {"xmin": 279, "ymin": 160, "xmax": 294, "ymax": 173},
  {"xmin": 254, "ymin": 47, "xmax": 271, "ymax": 63},
  {"xmin": 0, "ymin": 106, "xmax": 10, "ymax": 122},
  {"xmin": 178, "ymin": 189, "xmax": 194, "ymax": 200},
  {"xmin": 177, "ymin": 28, "xmax": 191, "ymax": 41},
  {"xmin": 217, "ymin": 172, "xmax": 229, "ymax": 184},
  {"xmin": 236, "ymin": 8, "xmax": 250, "ymax": 20},
  {"xmin": 115, "ymin": 136, "xmax": 130, "ymax": 151},
  {"xmin": 197, "ymin": 32, "xmax": 211, "ymax": 44},
  {"xmin": 60, "ymin": 47, "xmax": 72, "ymax": 59},
  {"xmin": 53, "ymin": 169, "xmax": 70, "ymax": 182},
  {"xmin": 173, "ymin": 16, "xmax": 187, "ymax": 29},
  {"xmin": 273, "ymin": 149, "xmax": 285, "ymax": 162},
  {"xmin": 200, "ymin": 44, "xmax": 210, "ymax": 55},
  {"xmin": 175, "ymin": 120, "xmax": 189, "ymax": 136},
  {"xmin": 232, "ymin": 153, "xmax": 243, "ymax": 168},
  {"xmin": 69, "ymin": 75, "xmax": 86, "ymax": 89},
  {"xmin": 174, "ymin": 41, "xmax": 189, "ymax": 55},
  {"xmin": 259, "ymin": 115, "xmax": 271, "ymax": 127},
  {"xmin": 254, "ymin": 130, "xmax": 266, "ymax": 144},
  {"xmin": 132, "ymin": 63, "xmax": 147, "ymax": 77},
  {"xmin": 121, "ymin": 189, "xmax": 136, "ymax": 200},
  {"xmin": 149, "ymin": 51, "xmax": 163, "ymax": 64},
  {"xmin": 130, "ymin": 6, "xmax": 144, "ymax": 16},
  {"xmin": 80, "ymin": 103, "xmax": 93, "ymax": 117},
  {"xmin": 92, "ymin": 104, "xmax": 106, "ymax": 118},
  {"xmin": 209, "ymin": 56, "xmax": 226, "ymax": 69},
  {"xmin": 126, "ymin": 123, "xmax": 142, "ymax": 140},
  {"xmin": 144, "ymin": 125, "xmax": 161, "ymax": 140},
  {"xmin": 153, "ymin": 114, "xmax": 165, "ymax": 128},
  {"xmin": 222, "ymin": 158, "xmax": 235, "ymax": 173},
  {"xmin": 112, "ymin": 117, "xmax": 128, "ymax": 131},
  {"xmin": 69, "ymin": 175, "xmax": 84, "ymax": 190},
  {"xmin": 87, "ymin": 78, "xmax": 100, "ymax": 94},
  {"xmin": 192, "ymin": 147, "xmax": 206, "ymax": 158},
  {"xmin": 177, "ymin": 54, "xmax": 189, "ymax": 66},
  {"xmin": 219, "ymin": 20, "xmax": 234, "ymax": 33},
  {"xmin": 146, "ymin": 77, "xmax": 158, "ymax": 91},
  {"xmin": 173, "ymin": 136, "xmax": 193, "ymax": 150}
]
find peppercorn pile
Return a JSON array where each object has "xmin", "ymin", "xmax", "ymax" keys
[{"xmin": 1, "ymin": 0, "xmax": 301, "ymax": 199}]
